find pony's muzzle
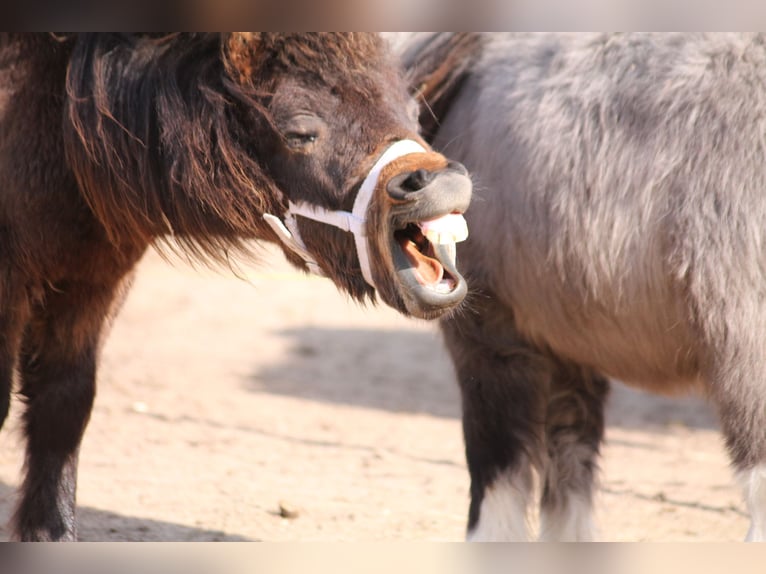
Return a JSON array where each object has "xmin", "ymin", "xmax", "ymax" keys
[
  {"xmin": 383, "ymin": 158, "xmax": 472, "ymax": 319},
  {"xmin": 386, "ymin": 161, "xmax": 469, "ymax": 202}
]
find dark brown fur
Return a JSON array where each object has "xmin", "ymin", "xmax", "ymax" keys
[{"xmin": 0, "ymin": 32, "xmax": 468, "ymax": 541}]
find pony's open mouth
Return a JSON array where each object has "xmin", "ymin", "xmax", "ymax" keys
[
  {"xmin": 394, "ymin": 213, "xmax": 467, "ymax": 291},
  {"xmin": 391, "ymin": 211, "xmax": 469, "ymax": 315}
]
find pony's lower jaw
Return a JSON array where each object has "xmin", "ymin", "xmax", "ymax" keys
[{"xmin": 389, "ymin": 233, "xmax": 468, "ymax": 319}]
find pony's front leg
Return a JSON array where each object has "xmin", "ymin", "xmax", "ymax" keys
[
  {"xmin": 11, "ymin": 276, "xmax": 132, "ymax": 541},
  {"xmin": 538, "ymin": 363, "xmax": 608, "ymax": 542},
  {"xmin": 441, "ymin": 302, "xmax": 549, "ymax": 542}
]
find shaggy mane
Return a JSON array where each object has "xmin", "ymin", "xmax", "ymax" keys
[{"xmin": 63, "ymin": 33, "xmax": 313, "ymax": 265}]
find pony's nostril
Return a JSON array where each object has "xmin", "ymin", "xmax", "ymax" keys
[
  {"xmin": 447, "ymin": 161, "xmax": 468, "ymax": 176},
  {"xmin": 402, "ymin": 169, "xmax": 430, "ymax": 192},
  {"xmin": 387, "ymin": 168, "xmax": 437, "ymax": 200}
]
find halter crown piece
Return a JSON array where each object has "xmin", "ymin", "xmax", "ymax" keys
[{"xmin": 263, "ymin": 139, "xmax": 427, "ymax": 287}]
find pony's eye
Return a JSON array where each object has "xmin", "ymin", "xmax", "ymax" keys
[
  {"xmin": 280, "ymin": 113, "xmax": 325, "ymax": 151},
  {"xmin": 285, "ymin": 132, "xmax": 318, "ymax": 149}
]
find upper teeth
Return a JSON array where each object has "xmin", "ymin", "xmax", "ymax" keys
[{"xmin": 418, "ymin": 214, "xmax": 469, "ymax": 245}]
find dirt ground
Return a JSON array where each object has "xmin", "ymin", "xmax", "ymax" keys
[{"xmin": 0, "ymin": 246, "xmax": 750, "ymax": 541}]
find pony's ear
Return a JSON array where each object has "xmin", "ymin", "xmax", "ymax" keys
[
  {"xmin": 402, "ymin": 34, "xmax": 483, "ymax": 142},
  {"xmin": 224, "ymin": 32, "xmax": 263, "ymax": 84}
]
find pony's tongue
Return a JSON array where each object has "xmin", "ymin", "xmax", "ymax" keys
[
  {"xmin": 401, "ymin": 240, "xmax": 444, "ymax": 284},
  {"xmin": 418, "ymin": 213, "xmax": 469, "ymax": 245},
  {"xmin": 395, "ymin": 213, "xmax": 468, "ymax": 288}
]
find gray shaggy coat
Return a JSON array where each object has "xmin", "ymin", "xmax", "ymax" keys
[{"xmin": 396, "ymin": 32, "xmax": 766, "ymax": 541}]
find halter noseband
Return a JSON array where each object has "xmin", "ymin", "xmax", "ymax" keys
[{"xmin": 263, "ymin": 139, "xmax": 427, "ymax": 287}]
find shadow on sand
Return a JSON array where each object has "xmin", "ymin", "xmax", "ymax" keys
[
  {"xmin": 248, "ymin": 326, "xmax": 720, "ymax": 431},
  {"xmin": 0, "ymin": 481, "xmax": 252, "ymax": 542}
]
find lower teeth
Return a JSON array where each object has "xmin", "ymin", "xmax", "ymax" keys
[{"xmin": 433, "ymin": 278, "xmax": 455, "ymax": 293}]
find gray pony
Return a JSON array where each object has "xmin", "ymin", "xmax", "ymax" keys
[{"xmin": 393, "ymin": 32, "xmax": 766, "ymax": 541}]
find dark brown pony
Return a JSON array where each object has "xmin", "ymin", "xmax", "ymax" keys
[{"xmin": 0, "ymin": 33, "xmax": 471, "ymax": 541}]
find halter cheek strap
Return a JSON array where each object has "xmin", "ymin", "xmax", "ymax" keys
[{"xmin": 263, "ymin": 139, "xmax": 427, "ymax": 287}]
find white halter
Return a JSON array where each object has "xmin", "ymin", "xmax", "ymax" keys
[{"xmin": 263, "ymin": 139, "xmax": 427, "ymax": 287}]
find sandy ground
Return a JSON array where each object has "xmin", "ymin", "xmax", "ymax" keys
[{"xmin": 0, "ymin": 246, "xmax": 749, "ymax": 541}]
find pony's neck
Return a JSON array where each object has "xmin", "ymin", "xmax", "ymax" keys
[{"xmin": 64, "ymin": 33, "xmax": 284, "ymax": 262}]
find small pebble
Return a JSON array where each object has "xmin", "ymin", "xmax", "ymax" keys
[
  {"xmin": 278, "ymin": 501, "xmax": 300, "ymax": 519},
  {"xmin": 131, "ymin": 401, "xmax": 149, "ymax": 414}
]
